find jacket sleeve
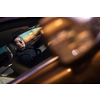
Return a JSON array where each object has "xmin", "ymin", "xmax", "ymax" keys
[
  {"xmin": 32, "ymin": 37, "xmax": 43, "ymax": 48},
  {"xmin": 17, "ymin": 54, "xmax": 38, "ymax": 67}
]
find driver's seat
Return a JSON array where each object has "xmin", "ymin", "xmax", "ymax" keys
[{"xmin": 7, "ymin": 43, "xmax": 30, "ymax": 75}]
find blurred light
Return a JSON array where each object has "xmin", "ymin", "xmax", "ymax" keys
[
  {"xmin": 47, "ymin": 56, "xmax": 59, "ymax": 64},
  {"xmin": 50, "ymin": 30, "xmax": 68, "ymax": 46},
  {"xmin": 72, "ymin": 49, "xmax": 79, "ymax": 56},
  {"xmin": 48, "ymin": 41, "xmax": 51, "ymax": 46},
  {"xmin": 66, "ymin": 68, "xmax": 72, "ymax": 72},
  {"xmin": 54, "ymin": 19, "xmax": 63, "ymax": 26},
  {"xmin": 18, "ymin": 27, "xmax": 42, "ymax": 43},
  {"xmin": 70, "ymin": 17, "xmax": 92, "ymax": 23},
  {"xmin": 29, "ymin": 32, "xmax": 33, "ymax": 35},
  {"xmin": 40, "ymin": 30, "xmax": 44, "ymax": 34},
  {"xmin": 8, "ymin": 63, "xmax": 12, "ymax": 66},
  {"xmin": 39, "ymin": 17, "xmax": 56, "ymax": 25},
  {"xmin": 42, "ymin": 67, "xmax": 72, "ymax": 83}
]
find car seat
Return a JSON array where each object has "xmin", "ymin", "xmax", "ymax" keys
[{"xmin": 7, "ymin": 43, "xmax": 30, "ymax": 74}]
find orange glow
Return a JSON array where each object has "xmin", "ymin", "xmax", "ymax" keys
[
  {"xmin": 54, "ymin": 19, "xmax": 63, "ymax": 26},
  {"xmin": 42, "ymin": 68, "xmax": 72, "ymax": 83},
  {"xmin": 43, "ymin": 18, "xmax": 64, "ymax": 37},
  {"xmin": 66, "ymin": 68, "xmax": 72, "ymax": 72},
  {"xmin": 47, "ymin": 41, "xmax": 51, "ymax": 46},
  {"xmin": 19, "ymin": 27, "xmax": 42, "ymax": 43},
  {"xmin": 47, "ymin": 56, "xmax": 59, "ymax": 63},
  {"xmin": 40, "ymin": 30, "xmax": 44, "ymax": 34},
  {"xmin": 23, "ymin": 35, "xmax": 35, "ymax": 43},
  {"xmin": 70, "ymin": 17, "xmax": 92, "ymax": 24}
]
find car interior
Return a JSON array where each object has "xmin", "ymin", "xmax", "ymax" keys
[
  {"xmin": 0, "ymin": 17, "xmax": 50, "ymax": 83},
  {"xmin": 1, "ymin": 17, "xmax": 100, "ymax": 84}
]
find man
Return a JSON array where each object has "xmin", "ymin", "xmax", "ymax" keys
[{"xmin": 13, "ymin": 37, "xmax": 53, "ymax": 68}]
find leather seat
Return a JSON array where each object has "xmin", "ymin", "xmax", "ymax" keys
[{"xmin": 7, "ymin": 43, "xmax": 30, "ymax": 75}]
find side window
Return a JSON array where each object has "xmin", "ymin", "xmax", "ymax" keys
[
  {"xmin": 0, "ymin": 45, "xmax": 9, "ymax": 67},
  {"xmin": 18, "ymin": 27, "xmax": 42, "ymax": 45}
]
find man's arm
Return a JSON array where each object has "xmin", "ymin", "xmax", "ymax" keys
[
  {"xmin": 32, "ymin": 36, "xmax": 43, "ymax": 48},
  {"xmin": 17, "ymin": 54, "xmax": 38, "ymax": 67}
]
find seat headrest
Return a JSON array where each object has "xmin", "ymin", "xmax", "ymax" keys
[{"xmin": 7, "ymin": 43, "xmax": 16, "ymax": 60}]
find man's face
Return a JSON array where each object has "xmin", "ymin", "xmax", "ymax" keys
[{"xmin": 14, "ymin": 37, "xmax": 25, "ymax": 50}]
